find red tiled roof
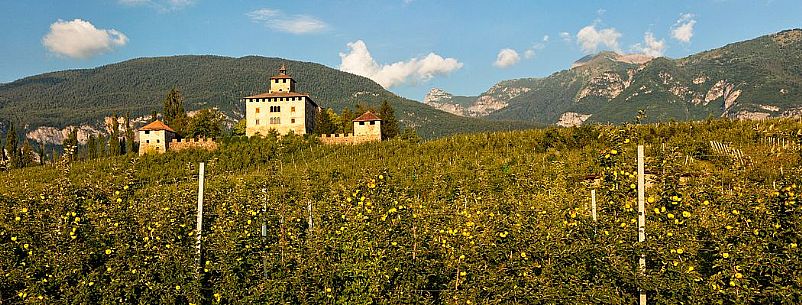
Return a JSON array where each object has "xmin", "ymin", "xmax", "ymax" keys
[
  {"xmin": 353, "ymin": 111, "xmax": 382, "ymax": 122},
  {"xmin": 244, "ymin": 92, "xmax": 310, "ymax": 99},
  {"xmin": 138, "ymin": 120, "xmax": 176, "ymax": 133}
]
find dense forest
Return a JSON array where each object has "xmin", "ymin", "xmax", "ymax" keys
[{"xmin": 1, "ymin": 118, "xmax": 801, "ymax": 303}]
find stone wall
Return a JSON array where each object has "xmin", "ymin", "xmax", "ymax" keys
[
  {"xmin": 170, "ymin": 138, "xmax": 218, "ymax": 152},
  {"xmin": 319, "ymin": 133, "xmax": 380, "ymax": 145}
]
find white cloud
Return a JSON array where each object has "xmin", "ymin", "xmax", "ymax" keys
[
  {"xmin": 559, "ymin": 32, "xmax": 572, "ymax": 43},
  {"xmin": 671, "ymin": 13, "xmax": 696, "ymax": 43},
  {"xmin": 524, "ymin": 49, "xmax": 536, "ymax": 59},
  {"xmin": 493, "ymin": 49, "xmax": 520, "ymax": 68},
  {"xmin": 339, "ymin": 40, "xmax": 463, "ymax": 88},
  {"xmin": 247, "ymin": 8, "xmax": 329, "ymax": 34},
  {"xmin": 542, "ymin": 35, "xmax": 550, "ymax": 42},
  {"xmin": 118, "ymin": 0, "xmax": 195, "ymax": 12},
  {"xmin": 42, "ymin": 19, "xmax": 128, "ymax": 59},
  {"xmin": 576, "ymin": 24, "xmax": 622, "ymax": 54},
  {"xmin": 632, "ymin": 32, "xmax": 666, "ymax": 57}
]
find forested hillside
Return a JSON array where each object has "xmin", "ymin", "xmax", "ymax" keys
[
  {"xmin": 0, "ymin": 55, "xmax": 536, "ymax": 139},
  {"xmin": 2, "ymin": 118, "xmax": 801, "ymax": 303}
]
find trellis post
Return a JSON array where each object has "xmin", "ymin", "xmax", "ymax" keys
[
  {"xmin": 637, "ymin": 146, "xmax": 646, "ymax": 305},
  {"xmin": 196, "ymin": 162, "xmax": 205, "ymax": 273}
]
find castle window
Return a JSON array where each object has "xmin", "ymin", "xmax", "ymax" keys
[
  {"xmin": 282, "ymin": 79, "xmax": 287, "ymax": 83},
  {"xmin": 256, "ymin": 108, "xmax": 260, "ymax": 114},
  {"xmin": 270, "ymin": 106, "xmax": 281, "ymax": 112},
  {"xmin": 370, "ymin": 121, "xmax": 375, "ymax": 125},
  {"xmin": 270, "ymin": 117, "xmax": 281, "ymax": 124},
  {"xmin": 291, "ymin": 106, "xmax": 296, "ymax": 112},
  {"xmin": 291, "ymin": 118, "xmax": 296, "ymax": 123},
  {"xmin": 360, "ymin": 122, "xmax": 365, "ymax": 125},
  {"xmin": 146, "ymin": 140, "xmax": 150, "ymax": 143},
  {"xmin": 157, "ymin": 140, "xmax": 160, "ymax": 143},
  {"xmin": 255, "ymin": 119, "xmax": 260, "ymax": 125}
]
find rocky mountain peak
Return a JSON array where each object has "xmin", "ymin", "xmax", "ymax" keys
[{"xmin": 423, "ymin": 88, "xmax": 453, "ymax": 104}]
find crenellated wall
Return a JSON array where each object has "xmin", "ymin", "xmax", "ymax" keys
[
  {"xmin": 319, "ymin": 133, "xmax": 380, "ymax": 145},
  {"xmin": 170, "ymin": 138, "xmax": 219, "ymax": 152}
]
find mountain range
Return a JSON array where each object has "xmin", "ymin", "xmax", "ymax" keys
[{"xmin": 425, "ymin": 29, "xmax": 802, "ymax": 126}]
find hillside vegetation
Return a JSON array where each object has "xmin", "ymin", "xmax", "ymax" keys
[
  {"xmin": 0, "ymin": 55, "xmax": 536, "ymax": 139},
  {"xmin": 1, "ymin": 119, "xmax": 802, "ymax": 304},
  {"xmin": 428, "ymin": 29, "xmax": 802, "ymax": 125}
]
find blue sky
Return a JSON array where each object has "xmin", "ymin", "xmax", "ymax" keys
[{"xmin": 0, "ymin": 0, "xmax": 800, "ymax": 101}]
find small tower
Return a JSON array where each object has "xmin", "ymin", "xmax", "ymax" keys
[
  {"xmin": 138, "ymin": 120, "xmax": 177, "ymax": 155},
  {"xmin": 353, "ymin": 111, "xmax": 382, "ymax": 141},
  {"xmin": 269, "ymin": 64, "xmax": 296, "ymax": 93}
]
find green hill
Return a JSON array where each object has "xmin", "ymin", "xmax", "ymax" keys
[{"xmin": 0, "ymin": 55, "xmax": 536, "ymax": 140}]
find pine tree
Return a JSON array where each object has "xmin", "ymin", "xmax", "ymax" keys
[
  {"xmin": 86, "ymin": 135, "xmax": 97, "ymax": 159},
  {"xmin": 108, "ymin": 113, "xmax": 121, "ymax": 156},
  {"xmin": 38, "ymin": 141, "xmax": 46, "ymax": 165},
  {"xmin": 125, "ymin": 112, "xmax": 134, "ymax": 154},
  {"xmin": 340, "ymin": 107, "xmax": 355, "ymax": 134},
  {"xmin": 5, "ymin": 123, "xmax": 18, "ymax": 168},
  {"xmin": 20, "ymin": 140, "xmax": 35, "ymax": 167},
  {"xmin": 162, "ymin": 87, "xmax": 187, "ymax": 135},
  {"xmin": 379, "ymin": 100, "xmax": 399, "ymax": 140},
  {"xmin": 314, "ymin": 108, "xmax": 338, "ymax": 135}
]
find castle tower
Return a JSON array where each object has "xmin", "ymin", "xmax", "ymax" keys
[
  {"xmin": 242, "ymin": 65, "xmax": 319, "ymax": 136},
  {"xmin": 353, "ymin": 111, "xmax": 382, "ymax": 141},
  {"xmin": 269, "ymin": 64, "xmax": 296, "ymax": 93},
  {"xmin": 138, "ymin": 120, "xmax": 177, "ymax": 155}
]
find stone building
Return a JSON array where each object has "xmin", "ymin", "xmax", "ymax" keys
[
  {"xmin": 138, "ymin": 120, "xmax": 176, "ymax": 155},
  {"xmin": 319, "ymin": 111, "xmax": 382, "ymax": 145},
  {"xmin": 243, "ymin": 65, "xmax": 319, "ymax": 137},
  {"xmin": 137, "ymin": 120, "xmax": 218, "ymax": 155}
]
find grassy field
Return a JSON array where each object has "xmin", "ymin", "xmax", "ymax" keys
[{"xmin": 1, "ymin": 119, "xmax": 801, "ymax": 304}]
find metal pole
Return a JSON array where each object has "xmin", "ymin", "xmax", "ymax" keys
[{"xmin": 637, "ymin": 146, "xmax": 646, "ymax": 305}]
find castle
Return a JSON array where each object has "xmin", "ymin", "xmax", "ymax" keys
[
  {"xmin": 138, "ymin": 65, "xmax": 381, "ymax": 155},
  {"xmin": 242, "ymin": 65, "xmax": 382, "ymax": 144}
]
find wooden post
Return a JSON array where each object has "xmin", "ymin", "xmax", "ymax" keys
[{"xmin": 637, "ymin": 146, "xmax": 646, "ymax": 305}]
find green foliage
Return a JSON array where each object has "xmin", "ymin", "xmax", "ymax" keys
[
  {"xmin": 379, "ymin": 101, "xmax": 399, "ymax": 140},
  {"xmin": 232, "ymin": 119, "xmax": 247, "ymax": 137},
  {"xmin": 162, "ymin": 87, "xmax": 186, "ymax": 126},
  {"xmin": 185, "ymin": 109, "xmax": 224, "ymax": 139},
  {"xmin": 2, "ymin": 118, "xmax": 801, "ymax": 303},
  {"xmin": 313, "ymin": 108, "xmax": 338, "ymax": 135}
]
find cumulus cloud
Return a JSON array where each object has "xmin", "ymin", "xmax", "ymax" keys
[
  {"xmin": 339, "ymin": 40, "xmax": 463, "ymax": 88},
  {"xmin": 118, "ymin": 0, "xmax": 195, "ymax": 12},
  {"xmin": 247, "ymin": 8, "xmax": 329, "ymax": 34},
  {"xmin": 632, "ymin": 32, "xmax": 666, "ymax": 57},
  {"xmin": 671, "ymin": 13, "xmax": 696, "ymax": 43},
  {"xmin": 576, "ymin": 24, "xmax": 622, "ymax": 54},
  {"xmin": 493, "ymin": 49, "xmax": 521, "ymax": 68},
  {"xmin": 42, "ymin": 19, "xmax": 128, "ymax": 59}
]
